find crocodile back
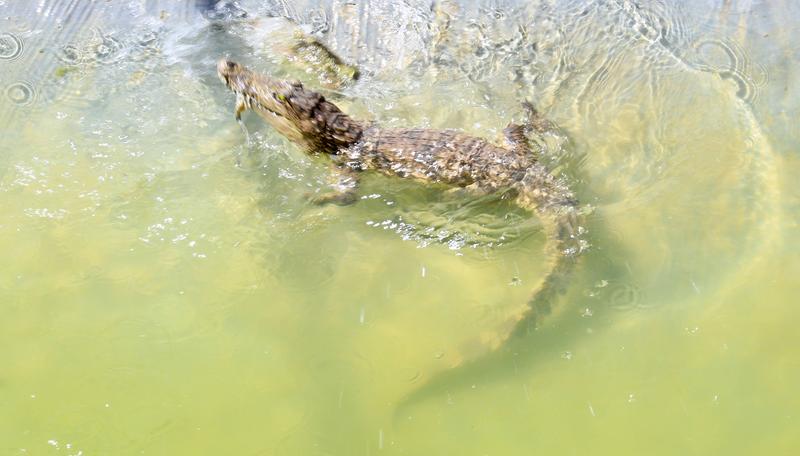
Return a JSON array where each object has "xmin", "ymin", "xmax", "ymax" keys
[{"xmin": 350, "ymin": 128, "xmax": 535, "ymax": 191}]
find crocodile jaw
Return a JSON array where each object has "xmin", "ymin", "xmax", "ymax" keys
[{"xmin": 217, "ymin": 59, "xmax": 363, "ymax": 153}]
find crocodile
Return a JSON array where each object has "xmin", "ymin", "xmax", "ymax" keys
[{"xmin": 217, "ymin": 58, "xmax": 584, "ymax": 356}]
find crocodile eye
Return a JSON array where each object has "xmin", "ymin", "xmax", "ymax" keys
[{"xmin": 276, "ymin": 93, "xmax": 287, "ymax": 102}]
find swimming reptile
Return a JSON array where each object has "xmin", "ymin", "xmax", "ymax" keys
[{"xmin": 217, "ymin": 58, "xmax": 584, "ymax": 357}]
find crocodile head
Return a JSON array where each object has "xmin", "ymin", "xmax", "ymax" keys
[{"xmin": 217, "ymin": 59, "xmax": 363, "ymax": 153}]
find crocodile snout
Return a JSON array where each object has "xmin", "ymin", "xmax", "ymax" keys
[{"xmin": 217, "ymin": 58, "xmax": 240, "ymax": 84}]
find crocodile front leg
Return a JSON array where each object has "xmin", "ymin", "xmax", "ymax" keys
[
  {"xmin": 504, "ymin": 101, "xmax": 561, "ymax": 157},
  {"xmin": 522, "ymin": 100, "xmax": 557, "ymax": 134},
  {"xmin": 521, "ymin": 100, "xmax": 569, "ymax": 158},
  {"xmin": 309, "ymin": 165, "xmax": 360, "ymax": 206},
  {"xmin": 234, "ymin": 94, "xmax": 251, "ymax": 139},
  {"xmin": 503, "ymin": 123, "xmax": 532, "ymax": 156}
]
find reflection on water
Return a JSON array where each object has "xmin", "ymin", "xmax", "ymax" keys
[{"xmin": 1, "ymin": 0, "xmax": 799, "ymax": 454}]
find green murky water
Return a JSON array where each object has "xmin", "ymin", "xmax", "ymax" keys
[{"xmin": 1, "ymin": 1, "xmax": 799, "ymax": 454}]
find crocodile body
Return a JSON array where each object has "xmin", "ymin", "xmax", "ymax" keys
[
  {"xmin": 218, "ymin": 58, "xmax": 582, "ymax": 352},
  {"xmin": 353, "ymin": 128, "xmax": 576, "ymax": 209}
]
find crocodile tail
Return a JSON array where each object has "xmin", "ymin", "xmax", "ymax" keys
[
  {"xmin": 463, "ymin": 208, "xmax": 581, "ymax": 356},
  {"xmin": 511, "ymin": 209, "xmax": 581, "ymax": 338},
  {"xmin": 393, "ymin": 207, "xmax": 582, "ymax": 414}
]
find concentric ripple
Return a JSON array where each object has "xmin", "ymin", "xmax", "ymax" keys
[
  {"xmin": 5, "ymin": 81, "xmax": 36, "ymax": 106},
  {"xmin": 0, "ymin": 32, "xmax": 23, "ymax": 60},
  {"xmin": 608, "ymin": 282, "xmax": 643, "ymax": 311},
  {"xmin": 692, "ymin": 39, "xmax": 765, "ymax": 103}
]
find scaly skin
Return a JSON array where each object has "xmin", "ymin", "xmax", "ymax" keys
[{"xmin": 218, "ymin": 58, "xmax": 583, "ymax": 354}]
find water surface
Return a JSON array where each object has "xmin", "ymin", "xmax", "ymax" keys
[{"xmin": 1, "ymin": 0, "xmax": 798, "ymax": 454}]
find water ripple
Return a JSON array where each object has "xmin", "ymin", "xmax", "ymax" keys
[
  {"xmin": 690, "ymin": 38, "xmax": 766, "ymax": 103},
  {"xmin": 608, "ymin": 282, "xmax": 644, "ymax": 311},
  {"xmin": 0, "ymin": 32, "xmax": 23, "ymax": 60},
  {"xmin": 57, "ymin": 44, "xmax": 85, "ymax": 65},
  {"xmin": 89, "ymin": 30, "xmax": 125, "ymax": 64},
  {"xmin": 5, "ymin": 80, "xmax": 37, "ymax": 106}
]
